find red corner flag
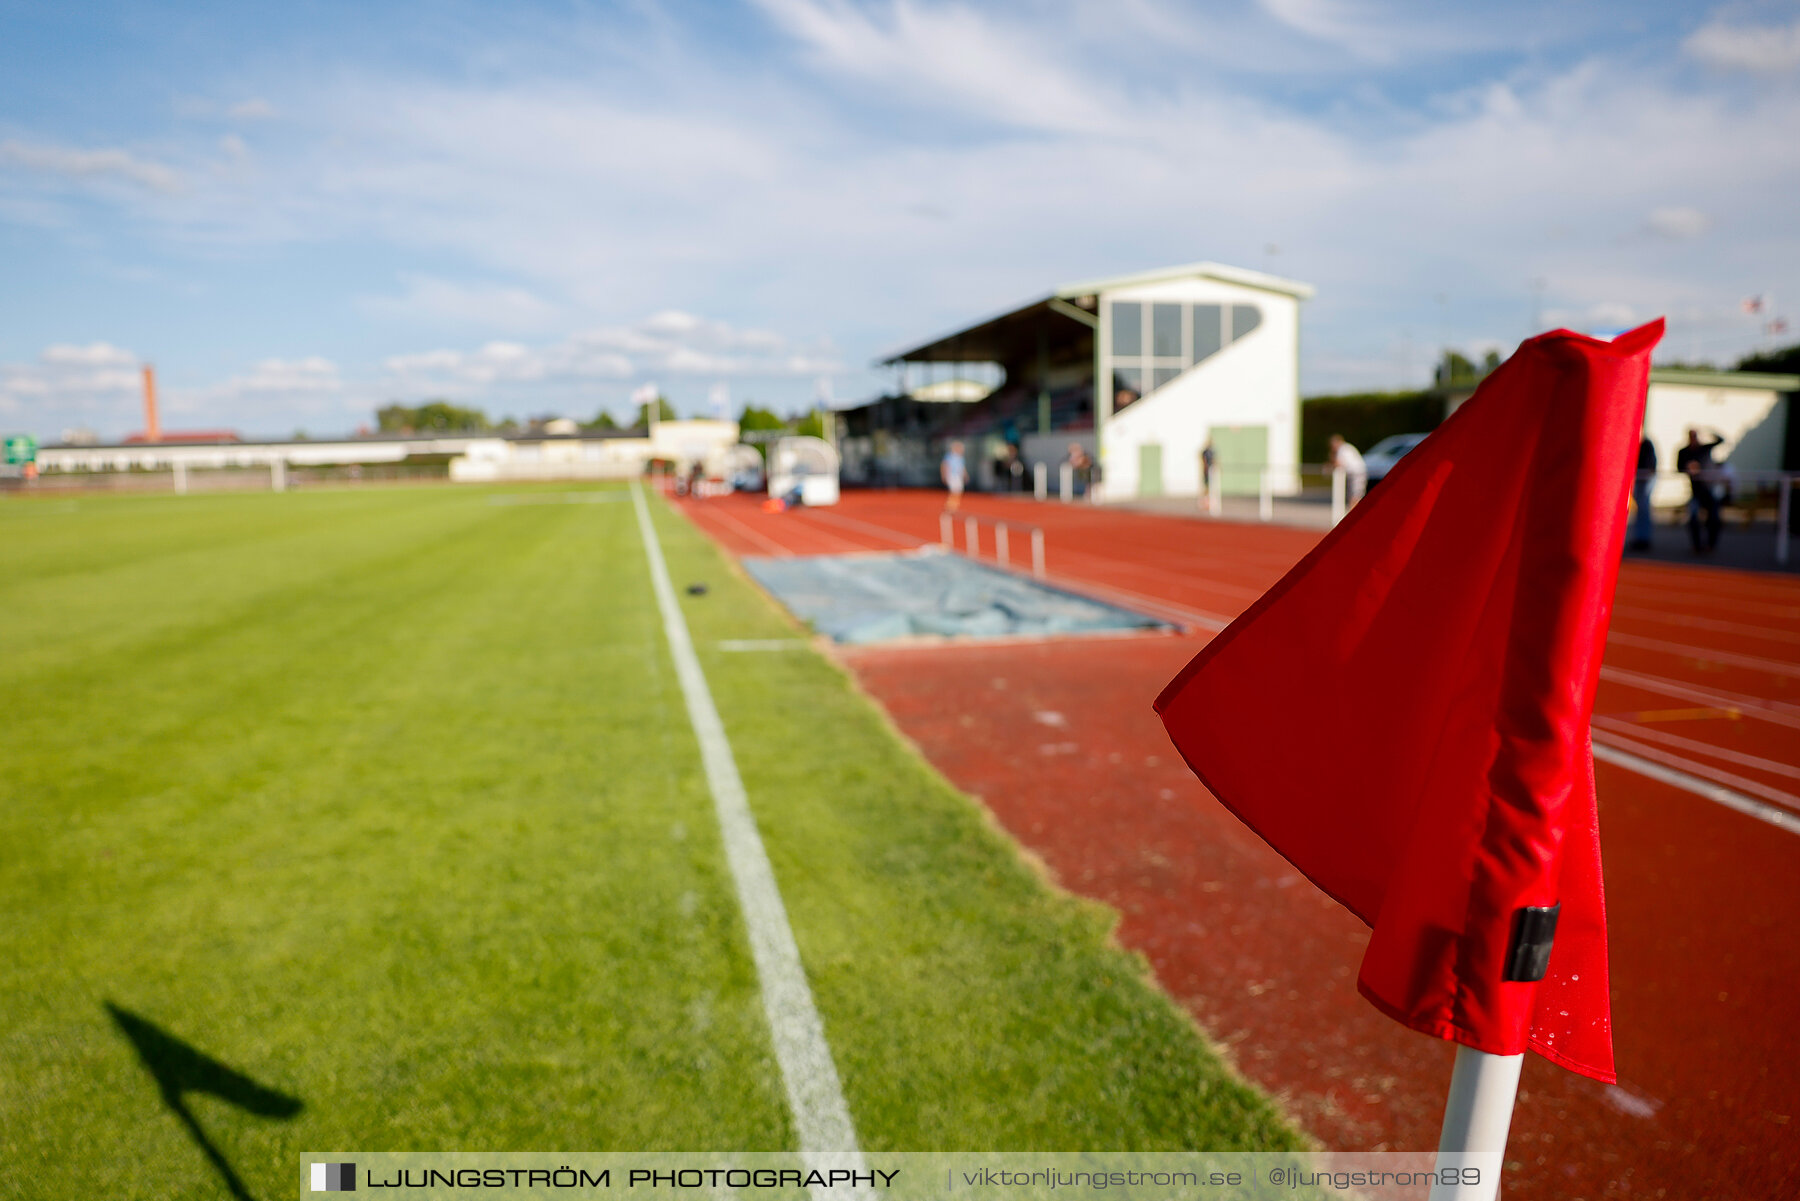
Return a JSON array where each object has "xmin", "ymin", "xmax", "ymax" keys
[{"xmin": 1155, "ymin": 320, "xmax": 1664, "ymax": 1083}]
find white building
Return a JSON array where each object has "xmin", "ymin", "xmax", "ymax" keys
[
  {"xmin": 449, "ymin": 419, "xmax": 741, "ymax": 482},
  {"xmin": 1640, "ymin": 369, "xmax": 1796, "ymax": 507},
  {"xmin": 32, "ymin": 421, "xmax": 748, "ymax": 489},
  {"xmin": 875, "ymin": 260, "xmax": 1313, "ymax": 499}
]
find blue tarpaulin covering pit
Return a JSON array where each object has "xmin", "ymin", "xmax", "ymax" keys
[{"xmin": 742, "ymin": 549, "xmax": 1170, "ymax": 644}]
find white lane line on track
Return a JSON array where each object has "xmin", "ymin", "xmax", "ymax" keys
[
  {"xmin": 1591, "ymin": 727, "xmax": 1800, "ymax": 813},
  {"xmin": 1043, "ymin": 574, "xmax": 1235, "ymax": 632},
  {"xmin": 1607, "ymin": 631, "xmax": 1800, "ymax": 679},
  {"xmin": 1611, "ymin": 605, "xmax": 1800, "ymax": 647},
  {"xmin": 1592, "ymin": 740, "xmax": 1800, "ymax": 837},
  {"xmin": 706, "ymin": 502, "xmax": 869, "ymax": 556},
  {"xmin": 1598, "ymin": 666, "xmax": 1800, "ymax": 731},
  {"xmin": 794, "ymin": 508, "xmax": 929, "ymax": 547},
  {"xmin": 1050, "ymin": 544, "xmax": 1271, "ymax": 602},
  {"xmin": 632, "ymin": 484, "xmax": 869, "ymax": 1189},
  {"xmin": 1614, "ymin": 586, "xmax": 1799, "ymax": 624},
  {"xmin": 701, "ymin": 505, "xmax": 796, "ymax": 558},
  {"xmin": 1591, "ymin": 715, "xmax": 1800, "ymax": 782}
]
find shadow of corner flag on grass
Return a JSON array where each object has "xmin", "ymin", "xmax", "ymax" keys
[{"xmin": 106, "ymin": 1002, "xmax": 303, "ymax": 1201}]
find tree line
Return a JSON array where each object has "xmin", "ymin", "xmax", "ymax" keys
[{"xmin": 374, "ymin": 398, "xmax": 826, "ymax": 437}]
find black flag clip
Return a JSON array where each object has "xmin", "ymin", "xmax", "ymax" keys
[{"xmin": 1503, "ymin": 903, "xmax": 1561, "ymax": 982}]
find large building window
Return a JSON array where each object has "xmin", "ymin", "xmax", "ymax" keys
[
  {"xmin": 1152, "ymin": 304, "xmax": 1183, "ymax": 357},
  {"xmin": 1109, "ymin": 298, "xmax": 1263, "ymax": 412},
  {"xmin": 1192, "ymin": 305, "xmax": 1223, "ymax": 362},
  {"xmin": 1112, "ymin": 302, "xmax": 1142, "ymax": 357}
]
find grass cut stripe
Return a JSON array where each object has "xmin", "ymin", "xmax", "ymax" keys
[{"xmin": 631, "ymin": 483, "xmax": 869, "ymax": 1184}]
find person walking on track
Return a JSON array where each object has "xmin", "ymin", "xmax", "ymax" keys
[{"xmin": 942, "ymin": 440, "xmax": 969, "ymax": 511}]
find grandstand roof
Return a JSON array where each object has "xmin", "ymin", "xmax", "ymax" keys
[{"xmin": 880, "ymin": 260, "xmax": 1314, "ymax": 366}]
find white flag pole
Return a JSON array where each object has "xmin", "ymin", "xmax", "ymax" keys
[{"xmin": 1428, "ymin": 1044, "xmax": 1523, "ymax": 1201}]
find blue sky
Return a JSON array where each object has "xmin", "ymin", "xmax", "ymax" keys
[{"xmin": 2, "ymin": 0, "xmax": 1797, "ymax": 438}]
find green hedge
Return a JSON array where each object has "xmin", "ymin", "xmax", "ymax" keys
[{"xmin": 1300, "ymin": 391, "xmax": 1447, "ymax": 464}]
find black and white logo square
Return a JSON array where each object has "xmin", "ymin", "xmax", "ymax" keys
[{"xmin": 311, "ymin": 1163, "xmax": 356, "ymax": 1191}]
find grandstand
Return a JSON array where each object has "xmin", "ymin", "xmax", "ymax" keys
[{"xmin": 839, "ymin": 261, "xmax": 1312, "ymax": 499}]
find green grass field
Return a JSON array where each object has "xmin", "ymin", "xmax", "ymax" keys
[{"xmin": 0, "ymin": 484, "xmax": 1297, "ymax": 1199}]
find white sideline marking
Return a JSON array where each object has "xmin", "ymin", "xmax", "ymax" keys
[
  {"xmin": 1592, "ymin": 740, "xmax": 1800, "ymax": 837},
  {"xmin": 631, "ymin": 484, "xmax": 869, "ymax": 1191},
  {"xmin": 718, "ymin": 639, "xmax": 809, "ymax": 652}
]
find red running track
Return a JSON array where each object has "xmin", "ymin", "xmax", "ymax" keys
[{"xmin": 673, "ymin": 487, "xmax": 1800, "ymax": 1199}]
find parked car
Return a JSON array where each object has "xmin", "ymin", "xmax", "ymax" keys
[{"xmin": 1363, "ymin": 432, "xmax": 1431, "ymax": 484}]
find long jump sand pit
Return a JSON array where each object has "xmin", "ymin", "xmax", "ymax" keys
[{"xmin": 743, "ymin": 548, "xmax": 1170, "ymax": 644}]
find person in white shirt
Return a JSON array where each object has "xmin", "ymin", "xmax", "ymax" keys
[
  {"xmin": 1327, "ymin": 435, "xmax": 1367, "ymax": 505},
  {"xmin": 941, "ymin": 441, "xmax": 969, "ymax": 511}
]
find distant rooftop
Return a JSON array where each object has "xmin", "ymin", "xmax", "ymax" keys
[{"xmin": 881, "ymin": 260, "xmax": 1314, "ymax": 366}]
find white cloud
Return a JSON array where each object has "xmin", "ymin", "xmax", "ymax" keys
[
  {"xmin": 228, "ymin": 98, "xmax": 277, "ymax": 120},
  {"xmin": 0, "ymin": 343, "xmax": 144, "ymax": 428},
  {"xmin": 1253, "ymin": 0, "xmax": 1520, "ymax": 65},
  {"xmin": 381, "ymin": 312, "xmax": 839, "ymax": 396},
  {"xmin": 1644, "ymin": 205, "xmax": 1711, "ymax": 239},
  {"xmin": 0, "ymin": 344, "xmax": 353, "ymax": 434},
  {"xmin": 1684, "ymin": 16, "xmax": 1800, "ymax": 73},
  {"xmin": 384, "ymin": 338, "xmax": 631, "ymax": 388},
  {"xmin": 359, "ymin": 275, "xmax": 560, "ymax": 331},
  {"xmin": 752, "ymin": 0, "xmax": 1110, "ymax": 133},
  {"xmin": 1586, "ymin": 301, "xmax": 1639, "ymax": 329},
  {"xmin": 40, "ymin": 342, "xmax": 139, "ymax": 368},
  {"xmin": 156, "ymin": 357, "xmax": 347, "ymax": 426},
  {"xmin": 1259, "ymin": 0, "xmax": 1381, "ymax": 56},
  {"xmin": 0, "ymin": 139, "xmax": 181, "ymax": 193},
  {"xmin": 217, "ymin": 356, "xmax": 341, "ymax": 396}
]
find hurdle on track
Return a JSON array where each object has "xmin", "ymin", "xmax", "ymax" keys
[{"xmin": 941, "ymin": 511, "xmax": 1046, "ymax": 579}]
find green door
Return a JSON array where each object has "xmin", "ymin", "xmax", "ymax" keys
[
  {"xmin": 1208, "ymin": 425, "xmax": 1268, "ymax": 496},
  {"xmin": 1138, "ymin": 442, "xmax": 1164, "ymax": 497}
]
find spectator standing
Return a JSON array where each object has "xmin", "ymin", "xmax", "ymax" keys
[
  {"xmin": 1677, "ymin": 428, "xmax": 1724, "ymax": 554},
  {"xmin": 992, "ymin": 442, "xmax": 1023, "ymax": 493},
  {"xmin": 1200, "ymin": 439, "xmax": 1217, "ymax": 503},
  {"xmin": 1327, "ymin": 435, "xmax": 1368, "ymax": 505},
  {"xmin": 941, "ymin": 440, "xmax": 969, "ymax": 511},
  {"xmin": 1629, "ymin": 433, "xmax": 1657, "ymax": 551},
  {"xmin": 1066, "ymin": 442, "xmax": 1093, "ymax": 499}
]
